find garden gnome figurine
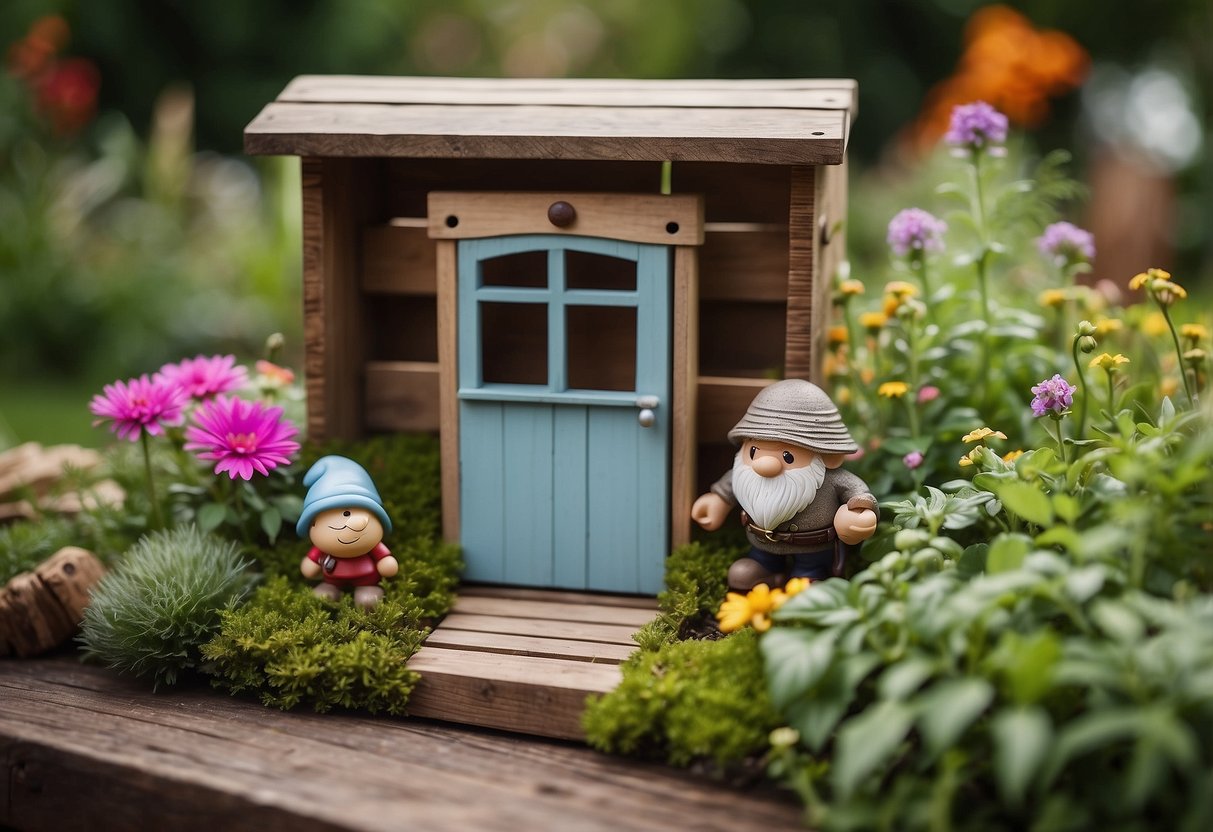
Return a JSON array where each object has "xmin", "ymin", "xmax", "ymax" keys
[
  {"xmin": 297, "ymin": 455, "xmax": 397, "ymax": 608},
  {"xmin": 691, "ymin": 379, "xmax": 877, "ymax": 592}
]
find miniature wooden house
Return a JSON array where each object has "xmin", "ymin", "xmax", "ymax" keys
[{"xmin": 246, "ymin": 76, "xmax": 856, "ymax": 596}]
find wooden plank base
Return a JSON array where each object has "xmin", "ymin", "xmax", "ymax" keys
[
  {"xmin": 0, "ymin": 654, "xmax": 805, "ymax": 831},
  {"xmin": 408, "ymin": 587, "xmax": 655, "ymax": 740}
]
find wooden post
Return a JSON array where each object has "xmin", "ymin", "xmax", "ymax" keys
[
  {"xmin": 670, "ymin": 246, "xmax": 699, "ymax": 549},
  {"xmin": 785, "ymin": 165, "xmax": 818, "ymax": 381}
]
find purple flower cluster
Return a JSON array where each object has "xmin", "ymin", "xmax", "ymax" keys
[
  {"xmin": 944, "ymin": 102, "xmax": 1009, "ymax": 151},
  {"xmin": 887, "ymin": 208, "xmax": 948, "ymax": 258},
  {"xmin": 1036, "ymin": 221, "xmax": 1095, "ymax": 266},
  {"xmin": 1030, "ymin": 374, "xmax": 1077, "ymax": 417}
]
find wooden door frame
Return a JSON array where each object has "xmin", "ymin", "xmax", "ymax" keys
[{"xmin": 427, "ymin": 192, "xmax": 704, "ymax": 566}]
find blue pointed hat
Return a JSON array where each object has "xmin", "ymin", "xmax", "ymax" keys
[{"xmin": 296, "ymin": 455, "xmax": 393, "ymax": 538}]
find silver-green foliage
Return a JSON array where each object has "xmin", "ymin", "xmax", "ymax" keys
[{"xmin": 79, "ymin": 525, "xmax": 257, "ymax": 688}]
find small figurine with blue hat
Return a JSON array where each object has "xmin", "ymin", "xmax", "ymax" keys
[{"xmin": 297, "ymin": 455, "xmax": 397, "ymax": 608}]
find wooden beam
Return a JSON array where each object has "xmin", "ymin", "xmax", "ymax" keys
[
  {"xmin": 670, "ymin": 246, "xmax": 698, "ymax": 550},
  {"xmin": 421, "ymin": 630, "xmax": 637, "ymax": 664},
  {"xmin": 436, "ymin": 240, "xmax": 460, "ymax": 544},
  {"xmin": 436, "ymin": 614, "xmax": 640, "ymax": 647},
  {"xmin": 697, "ymin": 376, "xmax": 772, "ymax": 440},
  {"xmin": 699, "ymin": 226, "xmax": 789, "ymax": 302},
  {"xmin": 450, "ymin": 595, "xmax": 656, "ymax": 628},
  {"xmin": 361, "ymin": 224, "xmax": 437, "ymax": 295},
  {"xmin": 785, "ymin": 165, "xmax": 817, "ymax": 380},
  {"xmin": 459, "ymin": 584, "xmax": 658, "ymax": 609},
  {"xmin": 427, "ymin": 192, "xmax": 703, "ymax": 246}
]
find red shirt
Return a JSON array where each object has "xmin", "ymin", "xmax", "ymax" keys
[{"xmin": 307, "ymin": 542, "xmax": 391, "ymax": 583}]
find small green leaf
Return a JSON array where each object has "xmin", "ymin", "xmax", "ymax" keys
[
  {"xmin": 878, "ymin": 656, "xmax": 936, "ymax": 701},
  {"xmin": 1090, "ymin": 599, "xmax": 1144, "ymax": 643},
  {"xmin": 987, "ymin": 533, "xmax": 1032, "ymax": 574},
  {"xmin": 832, "ymin": 701, "xmax": 914, "ymax": 798},
  {"xmin": 916, "ymin": 677, "xmax": 994, "ymax": 756},
  {"xmin": 1063, "ymin": 566, "xmax": 1106, "ymax": 603},
  {"xmin": 992, "ymin": 707, "xmax": 1052, "ymax": 804},
  {"xmin": 1035, "ymin": 526, "xmax": 1080, "ymax": 552},
  {"xmin": 1052, "ymin": 493, "xmax": 1080, "ymax": 523},
  {"xmin": 957, "ymin": 543, "xmax": 988, "ymax": 576},
  {"xmin": 260, "ymin": 506, "xmax": 283, "ymax": 544},
  {"xmin": 995, "ymin": 481, "xmax": 1054, "ymax": 526},
  {"xmin": 761, "ymin": 629, "xmax": 838, "ymax": 710},
  {"xmin": 787, "ymin": 653, "xmax": 880, "ymax": 752},
  {"xmin": 197, "ymin": 503, "xmax": 227, "ymax": 532}
]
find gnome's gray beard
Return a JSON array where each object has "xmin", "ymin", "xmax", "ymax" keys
[{"xmin": 732, "ymin": 453, "xmax": 827, "ymax": 531}]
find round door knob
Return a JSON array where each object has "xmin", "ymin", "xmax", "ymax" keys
[
  {"xmin": 548, "ymin": 201, "xmax": 576, "ymax": 228},
  {"xmin": 638, "ymin": 408, "xmax": 656, "ymax": 428}
]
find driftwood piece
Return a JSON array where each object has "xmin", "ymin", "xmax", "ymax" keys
[{"xmin": 0, "ymin": 547, "xmax": 106, "ymax": 658}]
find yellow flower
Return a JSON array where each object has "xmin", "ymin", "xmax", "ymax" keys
[
  {"xmin": 884, "ymin": 281, "xmax": 918, "ymax": 299},
  {"xmin": 1184, "ymin": 348, "xmax": 1208, "ymax": 365},
  {"xmin": 1129, "ymin": 267, "xmax": 1170, "ymax": 291},
  {"xmin": 860, "ymin": 367, "xmax": 876, "ymax": 384},
  {"xmin": 1181, "ymin": 323, "xmax": 1208, "ymax": 343},
  {"xmin": 1093, "ymin": 317, "xmax": 1123, "ymax": 337},
  {"xmin": 839, "ymin": 279, "xmax": 865, "ymax": 296},
  {"xmin": 1002, "ymin": 449, "xmax": 1025, "ymax": 463},
  {"xmin": 1142, "ymin": 312, "xmax": 1169, "ymax": 337},
  {"xmin": 781, "ymin": 577, "xmax": 812, "ymax": 599},
  {"xmin": 1038, "ymin": 288, "xmax": 1067, "ymax": 308},
  {"xmin": 1160, "ymin": 377, "xmax": 1180, "ymax": 397},
  {"xmin": 958, "ymin": 452, "xmax": 977, "ymax": 467},
  {"xmin": 1155, "ymin": 281, "xmax": 1187, "ymax": 306},
  {"xmin": 962, "ymin": 427, "xmax": 1008, "ymax": 443},
  {"xmin": 883, "ymin": 295, "xmax": 902, "ymax": 317},
  {"xmin": 859, "ymin": 311, "xmax": 888, "ymax": 331},
  {"xmin": 878, "ymin": 381, "xmax": 909, "ymax": 398},
  {"xmin": 1089, "ymin": 353, "xmax": 1130, "ymax": 371},
  {"xmin": 828, "ymin": 325, "xmax": 849, "ymax": 346},
  {"xmin": 835, "ymin": 386, "xmax": 852, "ymax": 405},
  {"xmin": 718, "ymin": 583, "xmax": 786, "ymax": 633}
]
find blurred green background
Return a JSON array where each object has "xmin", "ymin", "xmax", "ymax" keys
[{"xmin": 1, "ymin": 0, "xmax": 1209, "ymax": 447}]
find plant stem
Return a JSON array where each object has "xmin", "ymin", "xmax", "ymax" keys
[
  {"xmin": 1046, "ymin": 415, "xmax": 1067, "ymax": 465},
  {"xmin": 141, "ymin": 432, "xmax": 164, "ymax": 530},
  {"xmin": 232, "ymin": 478, "xmax": 250, "ymax": 545},
  {"xmin": 1106, "ymin": 370, "xmax": 1116, "ymax": 420},
  {"xmin": 969, "ymin": 153, "xmax": 992, "ymax": 409},
  {"xmin": 1160, "ymin": 304, "xmax": 1197, "ymax": 406},
  {"xmin": 1071, "ymin": 336, "xmax": 1089, "ymax": 438},
  {"xmin": 910, "ymin": 254, "xmax": 932, "ymax": 314}
]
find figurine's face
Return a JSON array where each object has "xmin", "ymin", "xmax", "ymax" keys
[
  {"xmin": 741, "ymin": 439, "xmax": 816, "ymax": 478},
  {"xmin": 309, "ymin": 507, "xmax": 384, "ymax": 558}
]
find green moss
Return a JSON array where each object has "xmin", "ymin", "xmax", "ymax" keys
[
  {"xmin": 202, "ymin": 576, "xmax": 427, "ymax": 714},
  {"xmin": 584, "ymin": 628, "xmax": 780, "ymax": 768},
  {"xmin": 633, "ymin": 541, "xmax": 741, "ymax": 650},
  {"xmin": 79, "ymin": 526, "xmax": 258, "ymax": 688}
]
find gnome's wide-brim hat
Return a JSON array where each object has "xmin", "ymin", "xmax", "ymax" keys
[
  {"xmin": 727, "ymin": 379, "xmax": 858, "ymax": 454},
  {"xmin": 296, "ymin": 455, "xmax": 393, "ymax": 537}
]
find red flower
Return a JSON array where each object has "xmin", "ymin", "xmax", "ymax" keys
[{"xmin": 33, "ymin": 57, "xmax": 100, "ymax": 134}]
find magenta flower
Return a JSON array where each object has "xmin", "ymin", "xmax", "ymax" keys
[
  {"xmin": 903, "ymin": 451, "xmax": 924, "ymax": 470},
  {"xmin": 944, "ymin": 102, "xmax": 1009, "ymax": 153},
  {"xmin": 887, "ymin": 208, "xmax": 948, "ymax": 258},
  {"xmin": 158, "ymin": 354, "xmax": 248, "ymax": 400},
  {"xmin": 185, "ymin": 395, "xmax": 300, "ymax": 480},
  {"xmin": 917, "ymin": 385, "xmax": 941, "ymax": 404},
  {"xmin": 90, "ymin": 374, "xmax": 187, "ymax": 441},
  {"xmin": 1030, "ymin": 374, "xmax": 1077, "ymax": 417},
  {"xmin": 1037, "ymin": 222, "xmax": 1095, "ymax": 267}
]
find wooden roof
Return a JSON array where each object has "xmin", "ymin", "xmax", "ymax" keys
[{"xmin": 245, "ymin": 75, "xmax": 857, "ymax": 165}]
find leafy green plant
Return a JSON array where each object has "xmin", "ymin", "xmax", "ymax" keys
[
  {"xmin": 0, "ymin": 515, "xmax": 78, "ymax": 584},
  {"xmin": 79, "ymin": 525, "xmax": 257, "ymax": 688}
]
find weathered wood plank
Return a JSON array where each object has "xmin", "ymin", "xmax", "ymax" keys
[
  {"xmin": 700, "ymin": 226, "xmax": 789, "ymax": 302},
  {"xmin": 426, "ymin": 192, "xmax": 703, "ymax": 245},
  {"xmin": 422, "ymin": 629, "xmax": 636, "ymax": 664},
  {"xmin": 450, "ymin": 595, "xmax": 656, "ymax": 627},
  {"xmin": 363, "ymin": 361, "xmax": 441, "ymax": 433},
  {"xmin": 671, "ymin": 245, "xmax": 699, "ymax": 550},
  {"xmin": 698, "ymin": 376, "xmax": 773, "ymax": 440},
  {"xmin": 785, "ymin": 166, "xmax": 817, "ymax": 380},
  {"xmin": 279, "ymin": 74, "xmax": 857, "ymax": 111},
  {"xmin": 361, "ymin": 224, "xmax": 437, "ymax": 294},
  {"xmin": 458, "ymin": 585, "xmax": 658, "ymax": 609},
  {"xmin": 246, "ymin": 103, "xmax": 846, "ymax": 165},
  {"xmin": 436, "ymin": 239, "xmax": 460, "ymax": 544},
  {"xmin": 407, "ymin": 647, "xmax": 622, "ymax": 739},
  {"xmin": 436, "ymin": 613, "xmax": 640, "ymax": 646},
  {"xmin": 0, "ymin": 656, "xmax": 805, "ymax": 831}
]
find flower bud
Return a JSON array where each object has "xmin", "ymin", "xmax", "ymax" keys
[
  {"xmin": 1078, "ymin": 335, "xmax": 1098, "ymax": 353},
  {"xmin": 1076, "ymin": 320, "xmax": 1097, "ymax": 336}
]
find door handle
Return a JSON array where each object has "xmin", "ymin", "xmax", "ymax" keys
[{"xmin": 635, "ymin": 395, "xmax": 659, "ymax": 428}]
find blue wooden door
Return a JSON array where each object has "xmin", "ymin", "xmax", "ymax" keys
[{"xmin": 457, "ymin": 235, "xmax": 671, "ymax": 594}]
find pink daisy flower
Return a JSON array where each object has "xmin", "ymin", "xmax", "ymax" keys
[
  {"xmin": 90, "ymin": 374, "xmax": 187, "ymax": 441},
  {"xmin": 158, "ymin": 354, "xmax": 248, "ymax": 400},
  {"xmin": 184, "ymin": 395, "xmax": 300, "ymax": 480}
]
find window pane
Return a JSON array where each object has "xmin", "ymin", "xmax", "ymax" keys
[
  {"xmin": 480, "ymin": 250, "xmax": 547, "ymax": 288},
  {"xmin": 482, "ymin": 303, "xmax": 547, "ymax": 384},
  {"xmin": 566, "ymin": 306, "xmax": 636, "ymax": 392},
  {"xmin": 565, "ymin": 250, "xmax": 637, "ymax": 292}
]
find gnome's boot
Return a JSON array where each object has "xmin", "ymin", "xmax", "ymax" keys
[
  {"xmin": 728, "ymin": 557, "xmax": 785, "ymax": 593},
  {"xmin": 313, "ymin": 583, "xmax": 341, "ymax": 601},
  {"xmin": 353, "ymin": 585, "xmax": 385, "ymax": 609}
]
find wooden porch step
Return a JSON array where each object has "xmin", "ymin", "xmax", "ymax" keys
[{"xmin": 408, "ymin": 587, "xmax": 655, "ymax": 740}]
